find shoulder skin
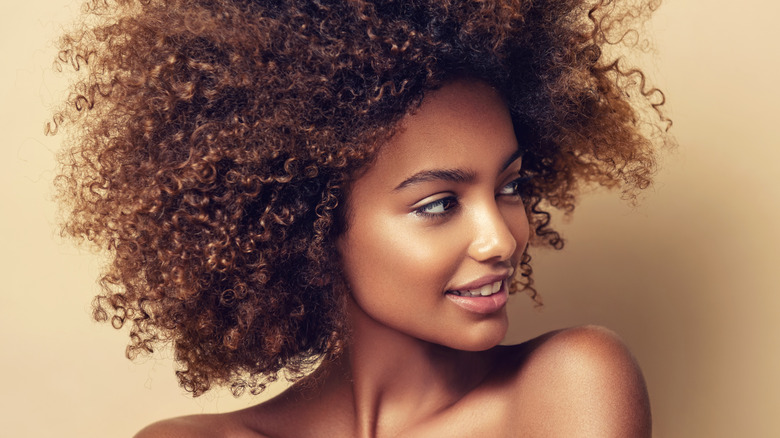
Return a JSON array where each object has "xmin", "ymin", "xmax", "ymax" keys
[
  {"xmin": 508, "ymin": 325, "xmax": 652, "ymax": 438},
  {"xmin": 135, "ymin": 325, "xmax": 650, "ymax": 438},
  {"xmin": 133, "ymin": 412, "xmax": 268, "ymax": 438}
]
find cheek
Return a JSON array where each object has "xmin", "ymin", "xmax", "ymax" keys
[
  {"xmin": 343, "ymin": 215, "xmax": 461, "ymax": 297},
  {"xmin": 498, "ymin": 202, "xmax": 531, "ymax": 259},
  {"xmin": 512, "ymin": 208, "xmax": 531, "ymax": 249}
]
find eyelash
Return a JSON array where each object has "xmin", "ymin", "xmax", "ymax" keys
[
  {"xmin": 413, "ymin": 175, "xmax": 532, "ymax": 219},
  {"xmin": 498, "ymin": 175, "xmax": 532, "ymax": 197}
]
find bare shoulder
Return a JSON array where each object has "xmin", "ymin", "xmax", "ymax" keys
[
  {"xmin": 504, "ymin": 325, "xmax": 651, "ymax": 437},
  {"xmin": 134, "ymin": 411, "xmax": 268, "ymax": 438}
]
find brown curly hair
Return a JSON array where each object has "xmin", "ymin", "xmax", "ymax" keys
[{"xmin": 51, "ymin": 0, "xmax": 671, "ymax": 396}]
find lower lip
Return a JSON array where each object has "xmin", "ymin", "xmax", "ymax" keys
[{"xmin": 445, "ymin": 283, "xmax": 509, "ymax": 315}]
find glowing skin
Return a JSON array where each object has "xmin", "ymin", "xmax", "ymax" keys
[
  {"xmin": 135, "ymin": 80, "xmax": 653, "ymax": 438},
  {"xmin": 337, "ymin": 79, "xmax": 530, "ymax": 352}
]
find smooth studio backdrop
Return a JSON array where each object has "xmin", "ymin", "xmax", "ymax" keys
[{"xmin": 2, "ymin": 1, "xmax": 778, "ymax": 436}]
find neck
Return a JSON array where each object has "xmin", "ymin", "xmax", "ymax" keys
[{"xmin": 329, "ymin": 296, "xmax": 496, "ymax": 437}]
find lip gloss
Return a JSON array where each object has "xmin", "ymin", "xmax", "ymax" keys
[{"xmin": 445, "ymin": 282, "xmax": 508, "ymax": 314}]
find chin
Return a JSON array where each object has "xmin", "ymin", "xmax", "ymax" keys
[{"xmin": 444, "ymin": 317, "xmax": 509, "ymax": 352}]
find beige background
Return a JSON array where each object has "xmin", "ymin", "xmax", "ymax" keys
[{"xmin": 2, "ymin": 1, "xmax": 778, "ymax": 437}]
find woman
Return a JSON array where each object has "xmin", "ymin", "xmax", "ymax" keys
[{"xmin": 52, "ymin": 0, "xmax": 670, "ymax": 436}]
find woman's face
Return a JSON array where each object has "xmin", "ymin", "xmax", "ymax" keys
[{"xmin": 337, "ymin": 79, "xmax": 530, "ymax": 351}]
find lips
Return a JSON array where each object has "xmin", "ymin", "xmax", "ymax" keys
[
  {"xmin": 446, "ymin": 267, "xmax": 514, "ymax": 297},
  {"xmin": 443, "ymin": 269, "xmax": 514, "ymax": 314},
  {"xmin": 445, "ymin": 281, "xmax": 509, "ymax": 315}
]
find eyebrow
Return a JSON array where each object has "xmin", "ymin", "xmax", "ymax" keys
[
  {"xmin": 394, "ymin": 168, "xmax": 476, "ymax": 191},
  {"xmin": 393, "ymin": 147, "xmax": 523, "ymax": 191}
]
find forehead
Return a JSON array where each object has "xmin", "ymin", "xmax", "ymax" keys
[{"xmin": 361, "ymin": 79, "xmax": 519, "ymax": 188}]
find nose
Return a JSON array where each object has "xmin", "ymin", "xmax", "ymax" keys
[{"xmin": 467, "ymin": 202, "xmax": 518, "ymax": 263}]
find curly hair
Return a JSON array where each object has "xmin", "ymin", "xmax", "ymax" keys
[{"xmin": 51, "ymin": 0, "xmax": 671, "ymax": 396}]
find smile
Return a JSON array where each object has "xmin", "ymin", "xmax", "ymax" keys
[
  {"xmin": 447, "ymin": 280, "xmax": 503, "ymax": 297},
  {"xmin": 444, "ymin": 279, "xmax": 509, "ymax": 315}
]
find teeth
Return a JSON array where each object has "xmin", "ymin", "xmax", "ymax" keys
[{"xmin": 451, "ymin": 280, "xmax": 502, "ymax": 297}]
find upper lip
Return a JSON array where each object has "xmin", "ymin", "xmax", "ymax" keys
[{"xmin": 448, "ymin": 268, "xmax": 515, "ymax": 292}]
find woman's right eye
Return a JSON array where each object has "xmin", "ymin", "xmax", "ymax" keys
[{"xmin": 414, "ymin": 196, "xmax": 458, "ymax": 218}]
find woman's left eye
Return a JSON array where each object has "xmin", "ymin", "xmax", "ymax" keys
[
  {"xmin": 414, "ymin": 196, "xmax": 458, "ymax": 217},
  {"xmin": 498, "ymin": 176, "xmax": 531, "ymax": 197}
]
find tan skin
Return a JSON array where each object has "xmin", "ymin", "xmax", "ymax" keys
[{"xmin": 136, "ymin": 79, "xmax": 651, "ymax": 438}]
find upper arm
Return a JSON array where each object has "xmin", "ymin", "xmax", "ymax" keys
[{"xmin": 514, "ymin": 325, "xmax": 651, "ymax": 438}]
